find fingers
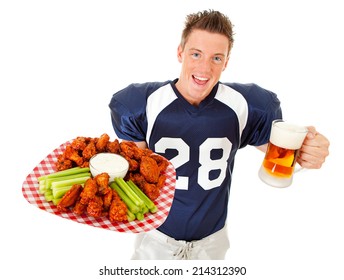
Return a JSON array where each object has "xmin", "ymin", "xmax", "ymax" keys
[
  {"xmin": 297, "ymin": 150, "xmax": 325, "ymax": 169},
  {"xmin": 297, "ymin": 130, "xmax": 330, "ymax": 169},
  {"xmin": 305, "ymin": 126, "xmax": 317, "ymax": 139}
]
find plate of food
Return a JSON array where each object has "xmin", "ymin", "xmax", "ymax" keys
[{"xmin": 22, "ymin": 134, "xmax": 176, "ymax": 233}]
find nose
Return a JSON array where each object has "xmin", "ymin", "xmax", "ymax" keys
[{"xmin": 197, "ymin": 57, "xmax": 212, "ymax": 73}]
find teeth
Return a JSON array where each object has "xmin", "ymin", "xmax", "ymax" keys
[{"xmin": 194, "ymin": 76, "xmax": 208, "ymax": 81}]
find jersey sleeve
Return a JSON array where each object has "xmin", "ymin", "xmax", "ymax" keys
[
  {"xmin": 109, "ymin": 81, "xmax": 170, "ymax": 142},
  {"xmin": 108, "ymin": 84, "xmax": 148, "ymax": 142},
  {"xmin": 228, "ymin": 83, "xmax": 282, "ymax": 148}
]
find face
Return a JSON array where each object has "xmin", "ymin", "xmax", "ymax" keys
[{"xmin": 175, "ymin": 29, "xmax": 230, "ymax": 106}]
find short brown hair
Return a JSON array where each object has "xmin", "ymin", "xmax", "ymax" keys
[{"xmin": 180, "ymin": 10, "xmax": 234, "ymax": 51}]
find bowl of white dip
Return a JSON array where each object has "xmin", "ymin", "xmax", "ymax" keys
[{"xmin": 89, "ymin": 153, "xmax": 129, "ymax": 182}]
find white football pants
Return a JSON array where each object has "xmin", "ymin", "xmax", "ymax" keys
[{"xmin": 131, "ymin": 225, "xmax": 230, "ymax": 260}]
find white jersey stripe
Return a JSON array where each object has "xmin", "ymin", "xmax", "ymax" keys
[
  {"xmin": 146, "ymin": 84, "xmax": 177, "ymax": 145},
  {"xmin": 215, "ymin": 84, "xmax": 249, "ymax": 143}
]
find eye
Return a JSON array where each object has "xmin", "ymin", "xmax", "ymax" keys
[
  {"xmin": 213, "ymin": 56, "xmax": 223, "ymax": 63},
  {"xmin": 191, "ymin": 52, "xmax": 201, "ymax": 59}
]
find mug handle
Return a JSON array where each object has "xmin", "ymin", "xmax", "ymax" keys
[{"xmin": 294, "ymin": 165, "xmax": 305, "ymax": 173}]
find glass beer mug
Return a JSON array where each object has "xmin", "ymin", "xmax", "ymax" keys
[{"xmin": 258, "ymin": 119, "xmax": 308, "ymax": 187}]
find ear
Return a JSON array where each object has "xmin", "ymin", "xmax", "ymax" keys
[{"xmin": 177, "ymin": 45, "xmax": 183, "ymax": 63}]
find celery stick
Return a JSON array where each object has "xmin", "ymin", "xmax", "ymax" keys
[
  {"xmin": 45, "ymin": 178, "xmax": 53, "ymax": 192},
  {"xmin": 127, "ymin": 210, "xmax": 136, "ymax": 222},
  {"xmin": 115, "ymin": 178, "xmax": 144, "ymax": 208},
  {"xmin": 135, "ymin": 212, "xmax": 144, "ymax": 221},
  {"xmin": 38, "ymin": 167, "xmax": 90, "ymax": 181},
  {"xmin": 45, "ymin": 172, "xmax": 90, "ymax": 190},
  {"xmin": 150, "ymin": 206, "xmax": 158, "ymax": 214},
  {"xmin": 52, "ymin": 198, "xmax": 61, "ymax": 206},
  {"xmin": 50, "ymin": 176, "xmax": 90, "ymax": 190},
  {"xmin": 142, "ymin": 205, "xmax": 149, "ymax": 214},
  {"xmin": 44, "ymin": 190, "xmax": 53, "ymax": 202},
  {"xmin": 109, "ymin": 182, "xmax": 140, "ymax": 214},
  {"xmin": 48, "ymin": 172, "xmax": 90, "ymax": 182},
  {"xmin": 52, "ymin": 185, "xmax": 73, "ymax": 199},
  {"xmin": 127, "ymin": 180, "xmax": 158, "ymax": 213},
  {"xmin": 39, "ymin": 180, "xmax": 46, "ymax": 194}
]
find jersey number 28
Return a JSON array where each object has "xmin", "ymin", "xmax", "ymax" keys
[{"xmin": 155, "ymin": 137, "xmax": 232, "ymax": 191}]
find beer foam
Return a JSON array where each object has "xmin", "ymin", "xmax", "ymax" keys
[{"xmin": 270, "ymin": 121, "xmax": 308, "ymax": 150}]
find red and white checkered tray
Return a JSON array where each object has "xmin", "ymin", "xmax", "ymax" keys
[{"xmin": 22, "ymin": 141, "xmax": 176, "ymax": 233}]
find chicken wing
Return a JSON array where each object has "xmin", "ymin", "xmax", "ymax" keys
[
  {"xmin": 79, "ymin": 178, "xmax": 98, "ymax": 205},
  {"xmin": 64, "ymin": 145, "xmax": 84, "ymax": 166},
  {"xmin": 70, "ymin": 137, "xmax": 88, "ymax": 151},
  {"xmin": 87, "ymin": 195, "xmax": 103, "ymax": 218},
  {"xmin": 94, "ymin": 173, "xmax": 110, "ymax": 195},
  {"xmin": 141, "ymin": 181, "xmax": 160, "ymax": 201},
  {"xmin": 121, "ymin": 154, "xmax": 139, "ymax": 172},
  {"xmin": 109, "ymin": 190, "xmax": 128, "ymax": 222},
  {"xmin": 55, "ymin": 154, "xmax": 73, "ymax": 171},
  {"xmin": 150, "ymin": 154, "xmax": 169, "ymax": 175},
  {"xmin": 102, "ymin": 188, "xmax": 113, "ymax": 211},
  {"xmin": 96, "ymin": 133, "xmax": 110, "ymax": 152},
  {"xmin": 106, "ymin": 139, "xmax": 120, "ymax": 154},
  {"xmin": 119, "ymin": 141, "xmax": 145, "ymax": 160},
  {"xmin": 140, "ymin": 156, "xmax": 159, "ymax": 183},
  {"xmin": 82, "ymin": 141, "xmax": 97, "ymax": 160},
  {"xmin": 73, "ymin": 198, "xmax": 87, "ymax": 215},
  {"xmin": 57, "ymin": 184, "xmax": 83, "ymax": 212},
  {"xmin": 157, "ymin": 174, "xmax": 166, "ymax": 190},
  {"xmin": 128, "ymin": 172, "xmax": 160, "ymax": 201},
  {"xmin": 128, "ymin": 172, "xmax": 146, "ymax": 186}
]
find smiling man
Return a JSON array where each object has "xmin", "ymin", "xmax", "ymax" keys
[
  {"xmin": 109, "ymin": 10, "xmax": 330, "ymax": 260},
  {"xmin": 175, "ymin": 29, "xmax": 230, "ymax": 106}
]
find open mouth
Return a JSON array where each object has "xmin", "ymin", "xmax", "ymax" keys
[{"xmin": 193, "ymin": 75, "xmax": 209, "ymax": 85}]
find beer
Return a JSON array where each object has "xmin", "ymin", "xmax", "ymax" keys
[
  {"xmin": 262, "ymin": 142, "xmax": 298, "ymax": 178},
  {"xmin": 258, "ymin": 120, "xmax": 308, "ymax": 187}
]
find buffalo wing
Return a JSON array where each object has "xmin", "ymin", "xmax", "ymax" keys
[{"xmin": 57, "ymin": 184, "xmax": 83, "ymax": 212}]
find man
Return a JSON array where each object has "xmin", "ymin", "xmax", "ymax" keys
[{"xmin": 109, "ymin": 10, "xmax": 330, "ymax": 259}]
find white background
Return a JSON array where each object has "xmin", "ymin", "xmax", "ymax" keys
[{"xmin": 1, "ymin": 0, "xmax": 343, "ymax": 279}]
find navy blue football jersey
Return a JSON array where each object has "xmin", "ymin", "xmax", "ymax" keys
[{"xmin": 109, "ymin": 79, "xmax": 282, "ymax": 241}]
